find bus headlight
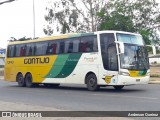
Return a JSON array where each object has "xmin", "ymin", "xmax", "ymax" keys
[{"xmin": 119, "ymin": 71, "xmax": 130, "ymax": 76}]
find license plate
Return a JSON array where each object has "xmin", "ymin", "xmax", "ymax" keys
[{"xmin": 136, "ymin": 79, "xmax": 140, "ymax": 82}]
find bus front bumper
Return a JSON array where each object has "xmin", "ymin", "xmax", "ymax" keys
[{"xmin": 116, "ymin": 75, "xmax": 150, "ymax": 85}]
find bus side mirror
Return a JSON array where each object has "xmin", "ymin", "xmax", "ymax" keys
[{"xmin": 115, "ymin": 41, "xmax": 124, "ymax": 54}]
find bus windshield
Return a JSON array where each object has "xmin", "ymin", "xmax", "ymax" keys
[{"xmin": 117, "ymin": 33, "xmax": 149, "ymax": 70}]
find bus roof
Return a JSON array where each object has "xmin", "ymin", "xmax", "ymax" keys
[{"xmin": 8, "ymin": 30, "xmax": 141, "ymax": 45}]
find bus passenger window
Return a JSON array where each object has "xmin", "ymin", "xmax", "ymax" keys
[
  {"xmin": 51, "ymin": 43, "xmax": 57, "ymax": 54},
  {"xmin": 59, "ymin": 42, "xmax": 64, "ymax": 54},
  {"xmin": 73, "ymin": 39, "xmax": 80, "ymax": 53},
  {"xmin": 33, "ymin": 45, "xmax": 37, "ymax": 55},
  {"xmin": 80, "ymin": 35, "xmax": 97, "ymax": 52},
  {"xmin": 28, "ymin": 47, "xmax": 32, "ymax": 55},
  {"xmin": 80, "ymin": 42, "xmax": 86, "ymax": 52},
  {"xmin": 86, "ymin": 42, "xmax": 93, "ymax": 52}
]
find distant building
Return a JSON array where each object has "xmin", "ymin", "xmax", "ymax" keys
[
  {"xmin": 0, "ymin": 48, "xmax": 5, "ymax": 68},
  {"xmin": 149, "ymin": 55, "xmax": 160, "ymax": 64}
]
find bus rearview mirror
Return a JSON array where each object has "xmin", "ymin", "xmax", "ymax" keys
[{"xmin": 115, "ymin": 41, "xmax": 124, "ymax": 54}]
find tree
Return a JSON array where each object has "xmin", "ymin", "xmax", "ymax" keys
[
  {"xmin": 9, "ymin": 36, "xmax": 33, "ymax": 42},
  {"xmin": 44, "ymin": 0, "xmax": 108, "ymax": 35},
  {"xmin": 98, "ymin": 0, "xmax": 160, "ymax": 45}
]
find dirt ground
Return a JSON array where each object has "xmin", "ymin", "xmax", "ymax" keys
[{"xmin": 150, "ymin": 66, "xmax": 160, "ymax": 75}]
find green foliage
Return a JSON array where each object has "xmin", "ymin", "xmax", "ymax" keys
[
  {"xmin": 44, "ymin": 0, "xmax": 160, "ymax": 46},
  {"xmin": 44, "ymin": 0, "xmax": 108, "ymax": 34},
  {"xmin": 9, "ymin": 37, "xmax": 33, "ymax": 42},
  {"xmin": 98, "ymin": 0, "xmax": 160, "ymax": 45}
]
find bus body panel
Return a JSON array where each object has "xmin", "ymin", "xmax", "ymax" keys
[{"xmin": 4, "ymin": 30, "xmax": 150, "ymax": 89}]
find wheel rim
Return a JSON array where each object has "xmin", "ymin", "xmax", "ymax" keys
[
  {"xmin": 25, "ymin": 74, "xmax": 32, "ymax": 87},
  {"xmin": 89, "ymin": 78, "xmax": 95, "ymax": 86},
  {"xmin": 17, "ymin": 75, "xmax": 24, "ymax": 86},
  {"xmin": 27, "ymin": 76, "xmax": 31, "ymax": 84}
]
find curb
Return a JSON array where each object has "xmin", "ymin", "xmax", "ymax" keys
[{"xmin": 149, "ymin": 81, "xmax": 160, "ymax": 84}]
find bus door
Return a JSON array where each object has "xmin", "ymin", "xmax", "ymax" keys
[{"xmin": 100, "ymin": 33, "xmax": 119, "ymax": 84}]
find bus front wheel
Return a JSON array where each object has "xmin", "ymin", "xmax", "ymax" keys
[
  {"xmin": 17, "ymin": 73, "xmax": 25, "ymax": 87},
  {"xmin": 113, "ymin": 85, "xmax": 124, "ymax": 90},
  {"xmin": 25, "ymin": 73, "xmax": 33, "ymax": 88},
  {"xmin": 86, "ymin": 74, "xmax": 99, "ymax": 91}
]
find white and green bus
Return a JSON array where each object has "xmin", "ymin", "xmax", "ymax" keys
[{"xmin": 5, "ymin": 30, "xmax": 150, "ymax": 91}]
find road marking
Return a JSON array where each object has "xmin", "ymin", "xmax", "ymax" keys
[{"xmin": 92, "ymin": 94, "xmax": 159, "ymax": 100}]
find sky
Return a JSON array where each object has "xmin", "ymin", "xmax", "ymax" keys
[
  {"xmin": 0, "ymin": 0, "xmax": 47, "ymax": 48},
  {"xmin": 0, "ymin": 0, "xmax": 160, "ymax": 49}
]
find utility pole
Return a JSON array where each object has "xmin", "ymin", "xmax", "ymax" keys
[
  {"xmin": 33, "ymin": 0, "xmax": 35, "ymax": 38},
  {"xmin": 0, "ymin": 0, "xmax": 15, "ymax": 5}
]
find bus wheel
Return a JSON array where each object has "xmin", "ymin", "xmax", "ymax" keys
[
  {"xmin": 25, "ymin": 73, "xmax": 33, "ymax": 88},
  {"xmin": 17, "ymin": 73, "xmax": 25, "ymax": 87},
  {"xmin": 113, "ymin": 85, "xmax": 124, "ymax": 90},
  {"xmin": 86, "ymin": 74, "xmax": 99, "ymax": 91}
]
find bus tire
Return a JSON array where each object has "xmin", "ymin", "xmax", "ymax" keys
[
  {"xmin": 86, "ymin": 74, "xmax": 99, "ymax": 91},
  {"xmin": 17, "ymin": 73, "xmax": 25, "ymax": 87},
  {"xmin": 113, "ymin": 85, "xmax": 124, "ymax": 90},
  {"xmin": 25, "ymin": 73, "xmax": 33, "ymax": 88}
]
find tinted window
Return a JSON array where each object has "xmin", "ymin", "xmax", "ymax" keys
[
  {"xmin": 46, "ymin": 41, "xmax": 59, "ymax": 54},
  {"xmin": 80, "ymin": 35, "xmax": 98, "ymax": 52},
  {"xmin": 100, "ymin": 33, "xmax": 118, "ymax": 71},
  {"xmin": 26, "ymin": 43, "xmax": 36, "ymax": 56},
  {"xmin": 16, "ymin": 44, "xmax": 27, "ymax": 57},
  {"xmin": 59, "ymin": 41, "xmax": 65, "ymax": 54},
  {"xmin": 35, "ymin": 42, "xmax": 47, "ymax": 55},
  {"xmin": 7, "ymin": 45, "xmax": 15, "ymax": 57},
  {"xmin": 64, "ymin": 40, "xmax": 73, "ymax": 53}
]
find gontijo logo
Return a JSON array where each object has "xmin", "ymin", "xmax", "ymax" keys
[{"xmin": 24, "ymin": 57, "xmax": 50, "ymax": 64}]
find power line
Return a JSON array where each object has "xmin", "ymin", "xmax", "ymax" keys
[{"xmin": 0, "ymin": 0, "xmax": 15, "ymax": 5}]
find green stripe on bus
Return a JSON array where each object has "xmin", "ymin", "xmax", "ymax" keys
[
  {"xmin": 55, "ymin": 53, "xmax": 82, "ymax": 78},
  {"xmin": 44, "ymin": 54, "xmax": 69, "ymax": 78},
  {"xmin": 139, "ymin": 70, "xmax": 147, "ymax": 76}
]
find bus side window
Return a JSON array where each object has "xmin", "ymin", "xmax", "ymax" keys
[
  {"xmin": 100, "ymin": 33, "xmax": 118, "ymax": 71},
  {"xmin": 73, "ymin": 39, "xmax": 80, "ymax": 53},
  {"xmin": 20, "ymin": 45, "xmax": 26, "ymax": 56},
  {"xmin": 80, "ymin": 42, "xmax": 86, "ymax": 52},
  {"xmin": 64, "ymin": 39, "xmax": 73, "ymax": 53},
  {"xmin": 51, "ymin": 43, "xmax": 57, "ymax": 54},
  {"xmin": 7, "ymin": 45, "xmax": 14, "ymax": 57},
  {"xmin": 46, "ymin": 41, "xmax": 57, "ymax": 55},
  {"xmin": 59, "ymin": 41, "xmax": 64, "ymax": 54},
  {"xmin": 33, "ymin": 45, "xmax": 37, "ymax": 55},
  {"xmin": 80, "ymin": 35, "xmax": 97, "ymax": 52},
  {"xmin": 28, "ymin": 47, "xmax": 32, "ymax": 56}
]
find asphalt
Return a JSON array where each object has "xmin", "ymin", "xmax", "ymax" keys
[{"xmin": 0, "ymin": 76, "xmax": 160, "ymax": 84}]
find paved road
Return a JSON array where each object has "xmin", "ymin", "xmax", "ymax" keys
[{"xmin": 0, "ymin": 79, "xmax": 160, "ymax": 111}]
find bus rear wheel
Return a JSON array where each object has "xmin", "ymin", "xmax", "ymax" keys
[
  {"xmin": 25, "ymin": 73, "xmax": 33, "ymax": 88},
  {"xmin": 86, "ymin": 74, "xmax": 99, "ymax": 91},
  {"xmin": 113, "ymin": 85, "xmax": 124, "ymax": 90},
  {"xmin": 17, "ymin": 73, "xmax": 25, "ymax": 87}
]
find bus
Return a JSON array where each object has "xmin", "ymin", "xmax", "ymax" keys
[{"xmin": 4, "ymin": 30, "xmax": 150, "ymax": 91}]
